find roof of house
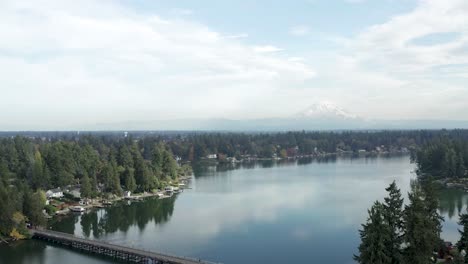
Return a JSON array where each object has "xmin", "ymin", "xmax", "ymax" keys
[{"xmin": 47, "ymin": 188, "xmax": 62, "ymax": 193}]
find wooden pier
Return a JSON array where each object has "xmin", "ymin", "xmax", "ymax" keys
[{"xmin": 31, "ymin": 229, "xmax": 217, "ymax": 264}]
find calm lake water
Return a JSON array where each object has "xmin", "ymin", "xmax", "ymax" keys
[{"xmin": 1, "ymin": 155, "xmax": 467, "ymax": 264}]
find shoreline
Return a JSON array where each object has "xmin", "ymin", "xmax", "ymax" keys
[
  {"xmin": 198, "ymin": 151, "xmax": 410, "ymax": 165},
  {"xmin": 54, "ymin": 176, "xmax": 193, "ymax": 217}
]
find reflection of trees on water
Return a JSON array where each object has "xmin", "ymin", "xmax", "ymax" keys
[
  {"xmin": 52, "ymin": 196, "xmax": 177, "ymax": 239},
  {"xmin": 50, "ymin": 212, "xmax": 79, "ymax": 235},
  {"xmin": 192, "ymin": 154, "xmax": 407, "ymax": 177},
  {"xmin": 439, "ymin": 188, "xmax": 468, "ymax": 219},
  {"xmin": 0, "ymin": 240, "xmax": 47, "ymax": 264}
]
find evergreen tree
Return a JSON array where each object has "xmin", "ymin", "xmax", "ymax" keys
[
  {"xmin": 81, "ymin": 173, "xmax": 92, "ymax": 198},
  {"xmin": 456, "ymin": 154, "xmax": 466, "ymax": 178},
  {"xmin": 383, "ymin": 181, "xmax": 404, "ymax": 264},
  {"xmin": 132, "ymin": 145, "xmax": 153, "ymax": 191},
  {"xmin": 123, "ymin": 167, "xmax": 136, "ymax": 192},
  {"xmin": 110, "ymin": 172, "xmax": 122, "ymax": 195},
  {"xmin": 354, "ymin": 201, "xmax": 391, "ymax": 264},
  {"xmin": 162, "ymin": 149, "xmax": 178, "ymax": 180},
  {"xmin": 151, "ymin": 144, "xmax": 163, "ymax": 171},
  {"xmin": 23, "ymin": 189, "xmax": 46, "ymax": 227},
  {"xmin": 31, "ymin": 150, "xmax": 44, "ymax": 189},
  {"xmin": 457, "ymin": 211, "xmax": 468, "ymax": 263},
  {"xmin": 403, "ymin": 183, "xmax": 442, "ymax": 264},
  {"xmin": 90, "ymin": 174, "xmax": 98, "ymax": 198},
  {"xmin": 422, "ymin": 180, "xmax": 444, "ymax": 245},
  {"xmin": 0, "ymin": 181, "xmax": 15, "ymax": 235}
]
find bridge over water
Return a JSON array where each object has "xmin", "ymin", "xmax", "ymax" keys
[{"xmin": 31, "ymin": 229, "xmax": 218, "ymax": 264}]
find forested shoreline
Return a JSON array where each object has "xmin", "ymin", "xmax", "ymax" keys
[
  {"xmin": 4, "ymin": 129, "xmax": 468, "ymax": 161},
  {"xmin": 0, "ymin": 136, "xmax": 189, "ymax": 240},
  {"xmin": 415, "ymin": 139, "xmax": 468, "ymax": 179},
  {"xmin": 354, "ymin": 181, "xmax": 468, "ymax": 264},
  {"xmin": 356, "ymin": 131, "xmax": 468, "ymax": 263},
  {"xmin": 2, "ymin": 129, "xmax": 468, "ymax": 244}
]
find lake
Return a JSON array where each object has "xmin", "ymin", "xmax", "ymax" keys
[{"xmin": 1, "ymin": 155, "xmax": 467, "ymax": 264}]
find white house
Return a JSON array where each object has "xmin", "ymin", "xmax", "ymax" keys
[
  {"xmin": 124, "ymin": 191, "xmax": 132, "ymax": 198},
  {"xmin": 46, "ymin": 188, "xmax": 64, "ymax": 198},
  {"xmin": 206, "ymin": 154, "xmax": 217, "ymax": 159}
]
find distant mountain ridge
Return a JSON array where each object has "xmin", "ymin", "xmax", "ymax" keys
[
  {"xmin": 84, "ymin": 102, "xmax": 468, "ymax": 131},
  {"xmin": 295, "ymin": 101, "xmax": 360, "ymax": 120}
]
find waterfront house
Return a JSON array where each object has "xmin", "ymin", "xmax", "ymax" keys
[
  {"xmin": 124, "ymin": 191, "xmax": 132, "ymax": 198},
  {"xmin": 206, "ymin": 154, "xmax": 217, "ymax": 159},
  {"xmin": 67, "ymin": 187, "xmax": 81, "ymax": 199},
  {"xmin": 46, "ymin": 188, "xmax": 64, "ymax": 198}
]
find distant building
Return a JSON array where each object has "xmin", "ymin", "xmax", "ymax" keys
[
  {"xmin": 124, "ymin": 191, "xmax": 132, "ymax": 198},
  {"xmin": 46, "ymin": 188, "xmax": 64, "ymax": 198},
  {"xmin": 206, "ymin": 154, "xmax": 217, "ymax": 159}
]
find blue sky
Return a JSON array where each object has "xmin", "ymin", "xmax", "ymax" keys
[{"xmin": 0, "ymin": 0, "xmax": 468, "ymax": 130}]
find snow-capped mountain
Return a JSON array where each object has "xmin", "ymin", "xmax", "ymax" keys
[{"xmin": 295, "ymin": 101, "xmax": 360, "ymax": 120}]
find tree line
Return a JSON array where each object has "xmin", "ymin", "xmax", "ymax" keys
[
  {"xmin": 4, "ymin": 130, "xmax": 468, "ymax": 161},
  {"xmin": 165, "ymin": 130, "xmax": 468, "ymax": 160},
  {"xmin": 415, "ymin": 139, "xmax": 468, "ymax": 179},
  {"xmin": 0, "ymin": 136, "xmax": 190, "ymax": 240},
  {"xmin": 354, "ymin": 180, "xmax": 468, "ymax": 264}
]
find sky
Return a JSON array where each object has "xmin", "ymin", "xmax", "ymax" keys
[{"xmin": 1, "ymin": 0, "xmax": 468, "ymax": 130}]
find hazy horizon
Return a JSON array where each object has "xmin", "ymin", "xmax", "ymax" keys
[{"xmin": 1, "ymin": 0, "xmax": 468, "ymax": 130}]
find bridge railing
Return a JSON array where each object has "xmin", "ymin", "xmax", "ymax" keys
[{"xmin": 32, "ymin": 229, "xmax": 221, "ymax": 264}]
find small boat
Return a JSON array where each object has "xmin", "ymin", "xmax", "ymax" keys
[{"xmin": 69, "ymin": 206, "xmax": 85, "ymax": 213}]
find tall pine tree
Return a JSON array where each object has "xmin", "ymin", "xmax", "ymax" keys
[
  {"xmin": 354, "ymin": 201, "xmax": 391, "ymax": 264},
  {"xmin": 403, "ymin": 182, "xmax": 443, "ymax": 264},
  {"xmin": 383, "ymin": 181, "xmax": 404, "ymax": 264},
  {"xmin": 80, "ymin": 173, "xmax": 92, "ymax": 198}
]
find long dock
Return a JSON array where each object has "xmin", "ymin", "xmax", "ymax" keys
[{"xmin": 31, "ymin": 229, "xmax": 217, "ymax": 264}]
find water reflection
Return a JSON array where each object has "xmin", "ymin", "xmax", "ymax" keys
[
  {"xmin": 3, "ymin": 155, "xmax": 436, "ymax": 264},
  {"xmin": 51, "ymin": 196, "xmax": 177, "ymax": 239},
  {"xmin": 192, "ymin": 154, "xmax": 405, "ymax": 177},
  {"xmin": 0, "ymin": 240, "xmax": 47, "ymax": 264},
  {"xmin": 439, "ymin": 188, "xmax": 468, "ymax": 219}
]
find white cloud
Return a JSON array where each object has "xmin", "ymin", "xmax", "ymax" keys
[
  {"xmin": 289, "ymin": 25, "xmax": 310, "ymax": 36},
  {"xmin": 0, "ymin": 0, "xmax": 315, "ymax": 129},
  {"xmin": 323, "ymin": 0, "xmax": 468, "ymax": 119},
  {"xmin": 224, "ymin": 33, "xmax": 249, "ymax": 39},
  {"xmin": 1, "ymin": 0, "xmax": 467, "ymax": 128},
  {"xmin": 352, "ymin": 0, "xmax": 468, "ymax": 74},
  {"xmin": 252, "ymin": 45, "xmax": 284, "ymax": 53}
]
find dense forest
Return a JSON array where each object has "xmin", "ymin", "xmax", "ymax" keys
[
  {"xmin": 415, "ymin": 139, "xmax": 468, "ymax": 179},
  {"xmin": 0, "ymin": 136, "xmax": 189, "ymax": 240},
  {"xmin": 354, "ymin": 181, "xmax": 468, "ymax": 264},
  {"xmin": 5, "ymin": 129, "xmax": 468, "ymax": 162},
  {"xmin": 2, "ymin": 129, "xmax": 468, "ymax": 242},
  {"xmin": 100, "ymin": 130, "xmax": 468, "ymax": 160}
]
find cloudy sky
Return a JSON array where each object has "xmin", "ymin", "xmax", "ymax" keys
[{"xmin": 1, "ymin": 0, "xmax": 468, "ymax": 129}]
